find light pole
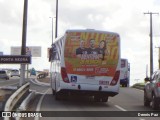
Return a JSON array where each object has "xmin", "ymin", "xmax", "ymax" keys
[
  {"xmin": 144, "ymin": 12, "xmax": 159, "ymax": 77},
  {"xmin": 49, "ymin": 17, "xmax": 53, "ymax": 45},
  {"xmin": 55, "ymin": 0, "xmax": 58, "ymax": 38},
  {"xmin": 20, "ymin": 0, "xmax": 28, "ymax": 86}
]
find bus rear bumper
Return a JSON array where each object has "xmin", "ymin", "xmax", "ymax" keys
[{"xmin": 57, "ymin": 89, "xmax": 118, "ymax": 97}]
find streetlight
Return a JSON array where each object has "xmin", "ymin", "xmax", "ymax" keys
[
  {"xmin": 20, "ymin": 0, "xmax": 28, "ymax": 86},
  {"xmin": 49, "ymin": 17, "xmax": 53, "ymax": 45},
  {"xmin": 55, "ymin": 0, "xmax": 58, "ymax": 38}
]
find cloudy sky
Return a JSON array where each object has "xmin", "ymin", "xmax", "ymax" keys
[{"xmin": 0, "ymin": 0, "xmax": 160, "ymax": 85}]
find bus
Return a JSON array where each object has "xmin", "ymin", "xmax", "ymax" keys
[
  {"xmin": 50, "ymin": 29, "xmax": 121, "ymax": 102},
  {"xmin": 120, "ymin": 59, "xmax": 130, "ymax": 87}
]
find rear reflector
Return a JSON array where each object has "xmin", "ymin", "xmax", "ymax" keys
[
  {"xmin": 61, "ymin": 67, "xmax": 69, "ymax": 83},
  {"xmin": 156, "ymin": 82, "xmax": 160, "ymax": 87},
  {"xmin": 110, "ymin": 70, "xmax": 120, "ymax": 86}
]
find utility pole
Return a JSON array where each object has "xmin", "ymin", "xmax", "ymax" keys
[
  {"xmin": 146, "ymin": 64, "xmax": 148, "ymax": 78},
  {"xmin": 144, "ymin": 12, "xmax": 159, "ymax": 77},
  {"xmin": 20, "ymin": 0, "xmax": 28, "ymax": 86},
  {"xmin": 49, "ymin": 17, "xmax": 54, "ymax": 45},
  {"xmin": 55, "ymin": 0, "xmax": 58, "ymax": 38}
]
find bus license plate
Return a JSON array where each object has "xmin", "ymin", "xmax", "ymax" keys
[{"xmin": 99, "ymin": 81, "xmax": 109, "ymax": 85}]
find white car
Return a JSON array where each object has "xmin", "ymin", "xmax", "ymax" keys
[
  {"xmin": 0, "ymin": 70, "xmax": 9, "ymax": 80},
  {"xmin": 9, "ymin": 69, "xmax": 20, "ymax": 77}
]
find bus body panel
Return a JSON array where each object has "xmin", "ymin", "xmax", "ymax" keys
[{"xmin": 50, "ymin": 29, "xmax": 121, "ymax": 99}]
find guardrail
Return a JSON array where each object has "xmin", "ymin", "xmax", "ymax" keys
[
  {"xmin": 18, "ymin": 91, "xmax": 35, "ymax": 111},
  {"xmin": 4, "ymin": 82, "xmax": 30, "ymax": 118}
]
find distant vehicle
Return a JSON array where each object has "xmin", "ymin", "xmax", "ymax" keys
[
  {"xmin": 144, "ymin": 70, "xmax": 160, "ymax": 110},
  {"xmin": 120, "ymin": 59, "xmax": 130, "ymax": 87},
  {"xmin": 0, "ymin": 70, "xmax": 9, "ymax": 80},
  {"xmin": 9, "ymin": 69, "xmax": 20, "ymax": 77},
  {"xmin": 30, "ymin": 68, "xmax": 36, "ymax": 76},
  {"xmin": 50, "ymin": 29, "xmax": 121, "ymax": 102}
]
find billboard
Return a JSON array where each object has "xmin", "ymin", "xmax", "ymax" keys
[
  {"xmin": 64, "ymin": 31, "xmax": 120, "ymax": 76},
  {"xmin": 11, "ymin": 46, "xmax": 41, "ymax": 57}
]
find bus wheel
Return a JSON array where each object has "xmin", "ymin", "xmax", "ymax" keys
[
  {"xmin": 55, "ymin": 93, "xmax": 61, "ymax": 100},
  {"xmin": 102, "ymin": 96, "xmax": 108, "ymax": 102},
  {"xmin": 94, "ymin": 96, "xmax": 101, "ymax": 102},
  {"xmin": 52, "ymin": 89, "xmax": 56, "ymax": 96}
]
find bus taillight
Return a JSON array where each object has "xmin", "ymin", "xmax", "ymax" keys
[
  {"xmin": 156, "ymin": 82, "xmax": 160, "ymax": 87},
  {"xmin": 61, "ymin": 67, "xmax": 69, "ymax": 83},
  {"xmin": 110, "ymin": 71, "xmax": 120, "ymax": 86}
]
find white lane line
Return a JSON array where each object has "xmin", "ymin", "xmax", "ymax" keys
[
  {"xmin": 34, "ymin": 88, "xmax": 50, "ymax": 120},
  {"xmin": 114, "ymin": 105, "xmax": 127, "ymax": 111},
  {"xmin": 115, "ymin": 105, "xmax": 146, "ymax": 120},
  {"xmin": 139, "ymin": 119, "xmax": 146, "ymax": 120}
]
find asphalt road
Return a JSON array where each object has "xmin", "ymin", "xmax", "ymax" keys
[
  {"xmin": 23, "ymin": 81, "xmax": 160, "ymax": 120},
  {"xmin": 0, "ymin": 77, "xmax": 20, "ymax": 87}
]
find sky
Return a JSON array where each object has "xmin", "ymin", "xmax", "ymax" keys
[{"xmin": 0, "ymin": 0, "xmax": 160, "ymax": 85}]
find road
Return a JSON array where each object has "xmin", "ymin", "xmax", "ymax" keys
[
  {"xmin": 0, "ymin": 77, "xmax": 20, "ymax": 87},
  {"xmin": 23, "ymin": 80, "xmax": 160, "ymax": 120}
]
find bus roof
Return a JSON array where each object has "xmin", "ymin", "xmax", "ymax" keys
[{"xmin": 66, "ymin": 29, "xmax": 119, "ymax": 36}]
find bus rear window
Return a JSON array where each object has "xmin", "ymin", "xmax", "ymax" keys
[{"xmin": 121, "ymin": 60, "xmax": 126, "ymax": 68}]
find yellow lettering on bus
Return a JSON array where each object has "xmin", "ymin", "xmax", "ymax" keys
[{"xmin": 80, "ymin": 32, "xmax": 89, "ymax": 40}]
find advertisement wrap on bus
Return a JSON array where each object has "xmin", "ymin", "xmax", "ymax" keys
[{"xmin": 64, "ymin": 31, "xmax": 119, "ymax": 77}]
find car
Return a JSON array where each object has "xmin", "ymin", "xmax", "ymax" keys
[
  {"xmin": 9, "ymin": 69, "xmax": 20, "ymax": 77},
  {"xmin": 144, "ymin": 70, "xmax": 160, "ymax": 110},
  {"xmin": 0, "ymin": 70, "xmax": 9, "ymax": 80}
]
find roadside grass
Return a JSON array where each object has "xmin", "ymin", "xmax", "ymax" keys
[{"xmin": 132, "ymin": 82, "xmax": 145, "ymax": 90}]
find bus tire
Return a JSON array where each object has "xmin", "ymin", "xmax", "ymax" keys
[
  {"xmin": 102, "ymin": 96, "xmax": 108, "ymax": 102},
  {"xmin": 94, "ymin": 96, "xmax": 101, "ymax": 102},
  {"xmin": 52, "ymin": 89, "xmax": 56, "ymax": 96},
  {"xmin": 55, "ymin": 93, "xmax": 61, "ymax": 100}
]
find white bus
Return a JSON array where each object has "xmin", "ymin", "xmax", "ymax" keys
[
  {"xmin": 50, "ymin": 29, "xmax": 121, "ymax": 102},
  {"xmin": 120, "ymin": 59, "xmax": 130, "ymax": 87}
]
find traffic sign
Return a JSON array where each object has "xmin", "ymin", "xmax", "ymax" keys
[{"xmin": 0, "ymin": 55, "xmax": 31, "ymax": 64}]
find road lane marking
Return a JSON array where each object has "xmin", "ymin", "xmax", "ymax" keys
[
  {"xmin": 134, "ymin": 88, "xmax": 144, "ymax": 92},
  {"xmin": 34, "ymin": 88, "xmax": 50, "ymax": 120},
  {"xmin": 115, "ymin": 104, "xmax": 146, "ymax": 120},
  {"xmin": 114, "ymin": 105, "xmax": 127, "ymax": 111}
]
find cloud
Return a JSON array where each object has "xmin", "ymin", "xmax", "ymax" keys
[
  {"xmin": 0, "ymin": 0, "xmax": 160, "ymax": 81},
  {"xmin": 0, "ymin": 0, "xmax": 23, "ymax": 26}
]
